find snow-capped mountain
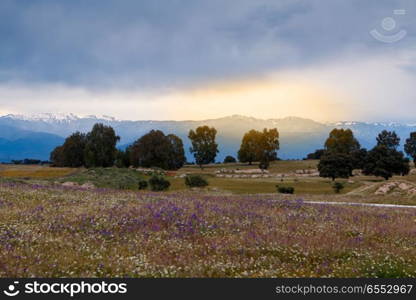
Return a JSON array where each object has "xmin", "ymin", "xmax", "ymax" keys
[
  {"xmin": 1, "ymin": 113, "xmax": 416, "ymax": 162},
  {"xmin": 3, "ymin": 113, "xmax": 80, "ymax": 123},
  {"xmin": 2, "ymin": 113, "xmax": 121, "ymax": 123}
]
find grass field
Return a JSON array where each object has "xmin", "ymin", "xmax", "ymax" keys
[
  {"xmin": 179, "ymin": 160, "xmax": 319, "ymax": 174},
  {"xmin": 0, "ymin": 163, "xmax": 362, "ymax": 195},
  {"xmin": 1, "ymin": 161, "xmax": 416, "ymax": 278},
  {"xmin": 0, "ymin": 162, "xmax": 412, "ymax": 198},
  {"xmin": 0, "ymin": 164, "xmax": 78, "ymax": 179},
  {"xmin": 169, "ymin": 177, "xmax": 362, "ymax": 194},
  {"xmin": 0, "ymin": 183, "xmax": 415, "ymax": 277}
]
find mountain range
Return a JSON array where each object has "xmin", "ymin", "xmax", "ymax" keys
[{"xmin": 1, "ymin": 113, "xmax": 416, "ymax": 162}]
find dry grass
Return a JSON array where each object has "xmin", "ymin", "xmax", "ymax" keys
[
  {"xmin": 179, "ymin": 160, "xmax": 319, "ymax": 174},
  {"xmin": 0, "ymin": 164, "xmax": 79, "ymax": 179},
  {"xmin": 169, "ymin": 176, "xmax": 362, "ymax": 195}
]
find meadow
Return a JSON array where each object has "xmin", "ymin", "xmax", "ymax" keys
[
  {"xmin": 1, "ymin": 161, "xmax": 416, "ymax": 277},
  {"xmin": 0, "ymin": 182, "xmax": 415, "ymax": 277}
]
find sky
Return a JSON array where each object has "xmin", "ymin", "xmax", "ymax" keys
[{"xmin": 0, "ymin": 0, "xmax": 415, "ymax": 122}]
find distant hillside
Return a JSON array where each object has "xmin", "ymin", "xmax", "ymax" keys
[
  {"xmin": 1, "ymin": 113, "xmax": 416, "ymax": 162},
  {"xmin": 0, "ymin": 125, "xmax": 64, "ymax": 161}
]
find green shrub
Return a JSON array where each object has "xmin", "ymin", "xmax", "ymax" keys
[
  {"xmin": 184, "ymin": 175, "xmax": 209, "ymax": 188},
  {"xmin": 332, "ymin": 182, "xmax": 344, "ymax": 193},
  {"xmin": 148, "ymin": 174, "xmax": 170, "ymax": 191},
  {"xmin": 138, "ymin": 180, "xmax": 148, "ymax": 190},
  {"xmin": 111, "ymin": 174, "xmax": 143, "ymax": 190},
  {"xmin": 223, "ymin": 155, "xmax": 237, "ymax": 163},
  {"xmin": 62, "ymin": 168, "xmax": 145, "ymax": 190},
  {"xmin": 276, "ymin": 185, "xmax": 294, "ymax": 194}
]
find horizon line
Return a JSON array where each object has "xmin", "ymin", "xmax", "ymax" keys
[{"xmin": 1, "ymin": 112, "xmax": 415, "ymax": 125}]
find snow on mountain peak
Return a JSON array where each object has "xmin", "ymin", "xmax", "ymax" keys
[
  {"xmin": 2, "ymin": 113, "xmax": 79, "ymax": 122},
  {"xmin": 1, "ymin": 113, "xmax": 119, "ymax": 123}
]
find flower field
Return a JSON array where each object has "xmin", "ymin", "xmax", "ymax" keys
[{"xmin": 0, "ymin": 183, "xmax": 415, "ymax": 277}]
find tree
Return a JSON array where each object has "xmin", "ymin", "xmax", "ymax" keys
[
  {"xmin": 257, "ymin": 128, "xmax": 279, "ymax": 170},
  {"xmin": 188, "ymin": 126, "xmax": 219, "ymax": 169},
  {"xmin": 318, "ymin": 152, "xmax": 353, "ymax": 181},
  {"xmin": 62, "ymin": 132, "xmax": 86, "ymax": 167},
  {"xmin": 404, "ymin": 132, "xmax": 416, "ymax": 163},
  {"xmin": 351, "ymin": 148, "xmax": 368, "ymax": 170},
  {"xmin": 376, "ymin": 130, "xmax": 400, "ymax": 150},
  {"xmin": 50, "ymin": 132, "xmax": 86, "ymax": 167},
  {"xmin": 363, "ymin": 145, "xmax": 409, "ymax": 180},
  {"xmin": 323, "ymin": 128, "xmax": 365, "ymax": 171},
  {"xmin": 305, "ymin": 149, "xmax": 325, "ymax": 160},
  {"xmin": 238, "ymin": 130, "xmax": 261, "ymax": 164},
  {"xmin": 115, "ymin": 148, "xmax": 131, "ymax": 168},
  {"xmin": 84, "ymin": 123, "xmax": 120, "ymax": 168},
  {"xmin": 324, "ymin": 128, "xmax": 360, "ymax": 154},
  {"xmin": 50, "ymin": 146, "xmax": 64, "ymax": 167},
  {"xmin": 223, "ymin": 155, "xmax": 237, "ymax": 163},
  {"xmin": 130, "ymin": 130, "xmax": 185, "ymax": 170},
  {"xmin": 237, "ymin": 128, "xmax": 279, "ymax": 169},
  {"xmin": 166, "ymin": 134, "xmax": 186, "ymax": 170}
]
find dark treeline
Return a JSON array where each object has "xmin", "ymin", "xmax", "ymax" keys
[
  {"xmin": 50, "ymin": 123, "xmax": 281, "ymax": 171},
  {"xmin": 317, "ymin": 129, "xmax": 410, "ymax": 181},
  {"xmin": 51, "ymin": 124, "xmax": 120, "ymax": 168},
  {"xmin": 51, "ymin": 122, "xmax": 416, "ymax": 181},
  {"xmin": 9, "ymin": 159, "xmax": 49, "ymax": 165}
]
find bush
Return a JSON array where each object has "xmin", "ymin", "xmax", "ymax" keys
[
  {"xmin": 332, "ymin": 182, "xmax": 344, "ymax": 193},
  {"xmin": 276, "ymin": 185, "xmax": 295, "ymax": 194},
  {"xmin": 223, "ymin": 155, "xmax": 237, "ymax": 163},
  {"xmin": 148, "ymin": 174, "xmax": 170, "ymax": 191},
  {"xmin": 185, "ymin": 175, "xmax": 209, "ymax": 188},
  {"xmin": 138, "ymin": 180, "xmax": 148, "ymax": 190}
]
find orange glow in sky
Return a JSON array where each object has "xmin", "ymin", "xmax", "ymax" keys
[{"xmin": 153, "ymin": 76, "xmax": 351, "ymax": 122}]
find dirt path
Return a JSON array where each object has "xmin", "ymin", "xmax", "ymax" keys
[
  {"xmin": 345, "ymin": 181, "xmax": 375, "ymax": 195},
  {"xmin": 303, "ymin": 200, "xmax": 416, "ymax": 209}
]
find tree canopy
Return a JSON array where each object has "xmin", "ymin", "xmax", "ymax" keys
[
  {"xmin": 404, "ymin": 132, "xmax": 416, "ymax": 163},
  {"xmin": 50, "ymin": 132, "xmax": 86, "ymax": 167},
  {"xmin": 305, "ymin": 149, "xmax": 325, "ymax": 160},
  {"xmin": 257, "ymin": 128, "xmax": 279, "ymax": 170},
  {"xmin": 363, "ymin": 145, "xmax": 409, "ymax": 180},
  {"xmin": 188, "ymin": 126, "xmax": 219, "ymax": 168},
  {"xmin": 318, "ymin": 128, "xmax": 362, "ymax": 179},
  {"xmin": 84, "ymin": 123, "xmax": 120, "ymax": 168},
  {"xmin": 324, "ymin": 128, "xmax": 360, "ymax": 154},
  {"xmin": 318, "ymin": 152, "xmax": 353, "ymax": 181},
  {"xmin": 237, "ymin": 128, "xmax": 279, "ymax": 169},
  {"xmin": 238, "ymin": 129, "xmax": 261, "ymax": 165},
  {"xmin": 129, "ymin": 130, "xmax": 185, "ymax": 170},
  {"xmin": 362, "ymin": 130, "xmax": 408, "ymax": 180},
  {"xmin": 376, "ymin": 130, "xmax": 400, "ymax": 150}
]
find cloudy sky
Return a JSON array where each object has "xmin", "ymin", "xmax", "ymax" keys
[{"xmin": 0, "ymin": 0, "xmax": 415, "ymax": 122}]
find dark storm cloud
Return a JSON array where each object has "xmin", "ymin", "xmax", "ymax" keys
[{"xmin": 0, "ymin": 0, "xmax": 415, "ymax": 89}]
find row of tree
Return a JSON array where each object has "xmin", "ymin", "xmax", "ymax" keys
[
  {"xmin": 51, "ymin": 122, "xmax": 416, "ymax": 180},
  {"xmin": 51, "ymin": 123, "xmax": 281, "ymax": 170},
  {"xmin": 51, "ymin": 124, "xmax": 120, "ymax": 168},
  {"xmin": 318, "ymin": 129, "xmax": 411, "ymax": 180}
]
